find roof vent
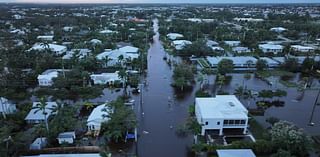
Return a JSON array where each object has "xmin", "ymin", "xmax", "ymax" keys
[{"xmin": 229, "ymin": 102, "xmax": 235, "ymax": 107}]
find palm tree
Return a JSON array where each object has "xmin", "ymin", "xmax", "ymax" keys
[
  {"xmin": 117, "ymin": 55, "xmax": 124, "ymax": 66},
  {"xmin": 103, "ymin": 56, "xmax": 112, "ymax": 68},
  {"xmin": 32, "ymin": 97, "xmax": 51, "ymax": 133},
  {"xmin": 118, "ymin": 69, "xmax": 128, "ymax": 96},
  {"xmin": 40, "ymin": 42, "xmax": 50, "ymax": 53}
]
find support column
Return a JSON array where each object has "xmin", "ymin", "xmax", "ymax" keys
[{"xmin": 219, "ymin": 128, "xmax": 223, "ymax": 136}]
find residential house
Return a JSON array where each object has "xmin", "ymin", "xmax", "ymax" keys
[
  {"xmin": 96, "ymin": 49, "xmax": 139, "ymax": 67},
  {"xmin": 166, "ymin": 33, "xmax": 184, "ymax": 40},
  {"xmin": 29, "ymin": 138, "xmax": 47, "ymax": 150},
  {"xmin": 89, "ymin": 39, "xmax": 102, "ymax": 45},
  {"xmin": 195, "ymin": 95, "xmax": 249, "ymax": 136},
  {"xmin": 29, "ymin": 43, "xmax": 67, "ymax": 55},
  {"xmin": 206, "ymin": 40, "xmax": 219, "ymax": 47},
  {"xmin": 217, "ymin": 149, "xmax": 256, "ymax": 157},
  {"xmin": 57, "ymin": 131, "xmax": 76, "ymax": 144},
  {"xmin": 0, "ymin": 97, "xmax": 16, "ymax": 115},
  {"xmin": 206, "ymin": 56, "xmax": 257, "ymax": 69},
  {"xmin": 25, "ymin": 102, "xmax": 57, "ymax": 124},
  {"xmin": 232, "ymin": 47, "xmax": 251, "ymax": 53},
  {"xmin": 270, "ymin": 27, "xmax": 287, "ymax": 33},
  {"xmin": 258, "ymin": 43, "xmax": 283, "ymax": 54},
  {"xmin": 62, "ymin": 49, "xmax": 92, "ymax": 60},
  {"xmin": 291, "ymin": 45, "xmax": 315, "ymax": 53},
  {"xmin": 37, "ymin": 69, "xmax": 69, "ymax": 86},
  {"xmin": 37, "ymin": 35, "xmax": 54, "ymax": 41},
  {"xmin": 259, "ymin": 57, "xmax": 280, "ymax": 68},
  {"xmin": 87, "ymin": 104, "xmax": 110, "ymax": 132},
  {"xmin": 90, "ymin": 71, "xmax": 122, "ymax": 85},
  {"xmin": 172, "ymin": 40, "xmax": 192, "ymax": 50},
  {"xmin": 224, "ymin": 41, "xmax": 241, "ymax": 47}
]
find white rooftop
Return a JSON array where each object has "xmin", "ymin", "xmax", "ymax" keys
[
  {"xmin": 259, "ymin": 43, "xmax": 283, "ymax": 50},
  {"xmin": 196, "ymin": 95, "xmax": 248, "ymax": 119},
  {"xmin": 217, "ymin": 149, "xmax": 256, "ymax": 157},
  {"xmin": 30, "ymin": 43, "xmax": 66, "ymax": 54},
  {"xmin": 119, "ymin": 46, "xmax": 139, "ymax": 54},
  {"xmin": 166, "ymin": 33, "xmax": 184, "ymax": 40},
  {"xmin": 25, "ymin": 102, "xmax": 57, "ymax": 121},
  {"xmin": 87, "ymin": 104, "xmax": 110, "ymax": 126},
  {"xmin": 206, "ymin": 56, "xmax": 257, "ymax": 66}
]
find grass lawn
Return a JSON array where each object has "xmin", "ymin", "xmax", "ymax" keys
[
  {"xmin": 256, "ymin": 70, "xmax": 295, "ymax": 78},
  {"xmin": 279, "ymin": 79, "xmax": 299, "ymax": 87}
]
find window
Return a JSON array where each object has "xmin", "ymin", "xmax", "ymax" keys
[
  {"xmin": 224, "ymin": 120, "xmax": 228, "ymax": 125},
  {"xmin": 235, "ymin": 120, "xmax": 240, "ymax": 125},
  {"xmin": 205, "ymin": 122, "xmax": 208, "ymax": 125},
  {"xmin": 217, "ymin": 122, "xmax": 220, "ymax": 125},
  {"xmin": 229, "ymin": 120, "xmax": 235, "ymax": 125},
  {"xmin": 240, "ymin": 120, "xmax": 246, "ymax": 124}
]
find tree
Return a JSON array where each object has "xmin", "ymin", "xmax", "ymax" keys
[
  {"xmin": 172, "ymin": 63, "xmax": 195, "ymax": 91},
  {"xmin": 301, "ymin": 57, "xmax": 315, "ymax": 73},
  {"xmin": 256, "ymin": 59, "xmax": 268, "ymax": 71},
  {"xmin": 32, "ymin": 97, "xmax": 52, "ymax": 133},
  {"xmin": 258, "ymin": 90, "xmax": 274, "ymax": 101},
  {"xmin": 270, "ymin": 121, "xmax": 312, "ymax": 156},
  {"xmin": 217, "ymin": 59, "xmax": 234, "ymax": 75},
  {"xmin": 271, "ymin": 149, "xmax": 293, "ymax": 157},
  {"xmin": 101, "ymin": 98, "xmax": 136, "ymax": 143},
  {"xmin": 118, "ymin": 69, "xmax": 128, "ymax": 96},
  {"xmin": 281, "ymin": 58, "xmax": 299, "ymax": 72}
]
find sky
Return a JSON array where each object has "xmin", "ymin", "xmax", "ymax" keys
[{"xmin": 0, "ymin": 0, "xmax": 319, "ymax": 3}]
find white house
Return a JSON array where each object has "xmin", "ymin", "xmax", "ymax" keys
[
  {"xmin": 206, "ymin": 56, "xmax": 257, "ymax": 68},
  {"xmin": 90, "ymin": 71, "xmax": 122, "ymax": 85},
  {"xmin": 29, "ymin": 43, "xmax": 67, "ymax": 55},
  {"xmin": 25, "ymin": 102, "xmax": 57, "ymax": 124},
  {"xmin": 63, "ymin": 26, "xmax": 73, "ymax": 32},
  {"xmin": 29, "ymin": 138, "xmax": 47, "ymax": 150},
  {"xmin": 89, "ymin": 39, "xmax": 102, "ymax": 45},
  {"xmin": 291, "ymin": 45, "xmax": 315, "ymax": 53},
  {"xmin": 259, "ymin": 57, "xmax": 280, "ymax": 68},
  {"xmin": 37, "ymin": 69, "xmax": 69, "ymax": 86},
  {"xmin": 270, "ymin": 27, "xmax": 287, "ymax": 33},
  {"xmin": 206, "ymin": 40, "xmax": 219, "ymax": 47},
  {"xmin": 211, "ymin": 46, "xmax": 224, "ymax": 52},
  {"xmin": 224, "ymin": 41, "xmax": 241, "ymax": 47},
  {"xmin": 258, "ymin": 43, "xmax": 283, "ymax": 54},
  {"xmin": 166, "ymin": 33, "xmax": 184, "ymax": 40},
  {"xmin": 172, "ymin": 40, "xmax": 192, "ymax": 50},
  {"xmin": 96, "ymin": 49, "xmax": 139, "ymax": 67},
  {"xmin": 87, "ymin": 104, "xmax": 110, "ymax": 132},
  {"xmin": 217, "ymin": 149, "xmax": 256, "ymax": 157},
  {"xmin": 119, "ymin": 46, "xmax": 139, "ymax": 54},
  {"xmin": 232, "ymin": 47, "xmax": 251, "ymax": 53},
  {"xmin": 0, "ymin": 97, "xmax": 16, "ymax": 115},
  {"xmin": 57, "ymin": 131, "xmax": 76, "ymax": 144},
  {"xmin": 62, "ymin": 49, "xmax": 92, "ymax": 60},
  {"xmin": 195, "ymin": 95, "xmax": 248, "ymax": 136},
  {"xmin": 37, "ymin": 35, "xmax": 54, "ymax": 41}
]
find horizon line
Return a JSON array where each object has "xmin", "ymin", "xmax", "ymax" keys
[{"xmin": 1, "ymin": 2, "xmax": 320, "ymax": 4}]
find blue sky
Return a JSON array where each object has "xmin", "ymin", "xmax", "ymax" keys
[{"xmin": 1, "ymin": 0, "xmax": 319, "ymax": 3}]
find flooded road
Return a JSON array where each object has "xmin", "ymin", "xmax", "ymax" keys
[{"xmin": 136, "ymin": 19, "xmax": 194, "ymax": 157}]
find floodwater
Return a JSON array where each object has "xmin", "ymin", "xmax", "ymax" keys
[
  {"xmin": 86, "ymin": 19, "xmax": 320, "ymax": 156},
  {"xmin": 136, "ymin": 19, "xmax": 195, "ymax": 157}
]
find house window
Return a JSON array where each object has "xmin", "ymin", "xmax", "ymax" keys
[
  {"xmin": 235, "ymin": 120, "xmax": 240, "ymax": 125},
  {"xmin": 205, "ymin": 122, "xmax": 208, "ymax": 125},
  {"xmin": 223, "ymin": 120, "xmax": 228, "ymax": 125},
  {"xmin": 217, "ymin": 122, "xmax": 220, "ymax": 125},
  {"xmin": 240, "ymin": 120, "xmax": 246, "ymax": 124}
]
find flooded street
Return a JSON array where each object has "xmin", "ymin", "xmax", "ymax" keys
[{"xmin": 136, "ymin": 19, "xmax": 194, "ymax": 157}]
